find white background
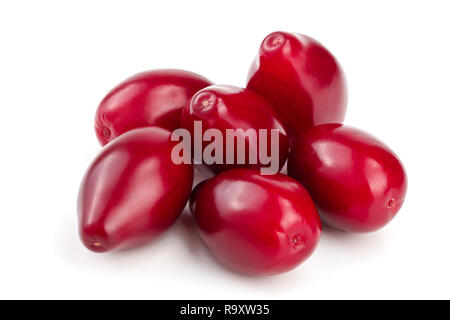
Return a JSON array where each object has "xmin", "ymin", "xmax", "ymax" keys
[{"xmin": 0, "ymin": 0, "xmax": 449, "ymax": 299}]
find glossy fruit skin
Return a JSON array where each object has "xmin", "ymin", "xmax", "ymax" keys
[
  {"xmin": 190, "ymin": 169, "xmax": 322, "ymax": 275},
  {"xmin": 78, "ymin": 127, "xmax": 193, "ymax": 252},
  {"xmin": 179, "ymin": 85, "xmax": 289, "ymax": 173},
  {"xmin": 247, "ymin": 31, "xmax": 347, "ymax": 139},
  {"xmin": 95, "ymin": 69, "xmax": 212, "ymax": 146},
  {"xmin": 288, "ymin": 124, "xmax": 407, "ymax": 233}
]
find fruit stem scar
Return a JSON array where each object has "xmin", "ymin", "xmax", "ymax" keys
[
  {"xmin": 102, "ymin": 127, "xmax": 111, "ymax": 138},
  {"xmin": 194, "ymin": 93, "xmax": 216, "ymax": 113},
  {"xmin": 291, "ymin": 233, "xmax": 303, "ymax": 248},
  {"xmin": 387, "ymin": 199, "xmax": 395, "ymax": 208}
]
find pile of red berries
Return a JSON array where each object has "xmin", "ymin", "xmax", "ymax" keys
[{"xmin": 78, "ymin": 31, "xmax": 407, "ymax": 275}]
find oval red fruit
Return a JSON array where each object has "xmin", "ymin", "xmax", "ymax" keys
[
  {"xmin": 190, "ymin": 169, "xmax": 322, "ymax": 275},
  {"xmin": 247, "ymin": 31, "xmax": 347, "ymax": 139},
  {"xmin": 95, "ymin": 69, "xmax": 212, "ymax": 145},
  {"xmin": 180, "ymin": 85, "xmax": 289, "ymax": 173},
  {"xmin": 288, "ymin": 124, "xmax": 407, "ymax": 232},
  {"xmin": 78, "ymin": 127, "xmax": 193, "ymax": 252}
]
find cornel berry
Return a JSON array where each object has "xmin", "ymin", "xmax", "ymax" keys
[
  {"xmin": 190, "ymin": 169, "xmax": 322, "ymax": 275},
  {"xmin": 247, "ymin": 31, "xmax": 347, "ymax": 139},
  {"xmin": 78, "ymin": 127, "xmax": 193, "ymax": 252},
  {"xmin": 180, "ymin": 85, "xmax": 289, "ymax": 173},
  {"xmin": 288, "ymin": 124, "xmax": 407, "ymax": 232},
  {"xmin": 95, "ymin": 69, "xmax": 212, "ymax": 145}
]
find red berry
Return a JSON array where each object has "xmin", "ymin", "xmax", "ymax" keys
[
  {"xmin": 288, "ymin": 124, "xmax": 407, "ymax": 232},
  {"xmin": 180, "ymin": 85, "xmax": 289, "ymax": 173},
  {"xmin": 95, "ymin": 69, "xmax": 212, "ymax": 145},
  {"xmin": 247, "ymin": 31, "xmax": 347, "ymax": 139},
  {"xmin": 78, "ymin": 127, "xmax": 193, "ymax": 252},
  {"xmin": 190, "ymin": 169, "xmax": 322, "ymax": 275}
]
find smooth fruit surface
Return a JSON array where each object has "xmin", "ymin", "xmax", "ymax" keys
[
  {"xmin": 78, "ymin": 127, "xmax": 193, "ymax": 252},
  {"xmin": 95, "ymin": 69, "xmax": 212, "ymax": 145},
  {"xmin": 288, "ymin": 124, "xmax": 407, "ymax": 232},
  {"xmin": 190, "ymin": 169, "xmax": 322, "ymax": 275},
  {"xmin": 180, "ymin": 85, "xmax": 289, "ymax": 173},
  {"xmin": 247, "ymin": 31, "xmax": 347, "ymax": 139}
]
